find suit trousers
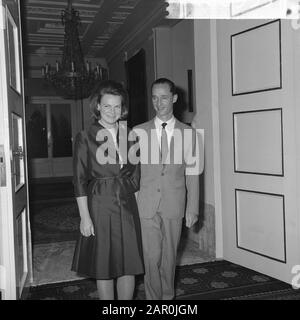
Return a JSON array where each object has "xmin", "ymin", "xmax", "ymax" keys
[{"xmin": 140, "ymin": 213, "xmax": 183, "ymax": 300}]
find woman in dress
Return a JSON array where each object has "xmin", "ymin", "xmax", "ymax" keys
[{"xmin": 71, "ymin": 80, "xmax": 144, "ymax": 300}]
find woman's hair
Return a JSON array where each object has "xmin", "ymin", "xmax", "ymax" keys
[{"xmin": 90, "ymin": 80, "xmax": 129, "ymax": 120}]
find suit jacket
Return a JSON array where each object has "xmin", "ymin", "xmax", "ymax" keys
[{"xmin": 133, "ymin": 117, "xmax": 202, "ymax": 220}]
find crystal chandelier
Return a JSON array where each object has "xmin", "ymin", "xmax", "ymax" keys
[{"xmin": 42, "ymin": 0, "xmax": 103, "ymax": 100}]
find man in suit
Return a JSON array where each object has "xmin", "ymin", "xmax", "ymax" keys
[{"xmin": 133, "ymin": 78, "xmax": 202, "ymax": 300}]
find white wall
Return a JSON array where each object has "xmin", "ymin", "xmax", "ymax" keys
[
  {"xmin": 193, "ymin": 20, "xmax": 215, "ymax": 205},
  {"xmin": 108, "ymin": 20, "xmax": 196, "ymax": 124},
  {"xmin": 171, "ymin": 20, "xmax": 195, "ymax": 124},
  {"xmin": 153, "ymin": 21, "xmax": 196, "ymax": 124},
  {"xmin": 188, "ymin": 20, "xmax": 222, "ymax": 257},
  {"xmin": 154, "ymin": 27, "xmax": 173, "ymax": 79},
  {"xmin": 108, "ymin": 31, "xmax": 155, "ymax": 121},
  {"xmin": 152, "ymin": 20, "xmax": 220, "ymax": 256}
]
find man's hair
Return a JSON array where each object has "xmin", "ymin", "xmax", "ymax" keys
[
  {"xmin": 89, "ymin": 80, "xmax": 128, "ymax": 120},
  {"xmin": 151, "ymin": 78, "xmax": 176, "ymax": 95}
]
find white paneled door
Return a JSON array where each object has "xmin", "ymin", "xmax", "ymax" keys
[
  {"xmin": 217, "ymin": 19, "xmax": 300, "ymax": 284},
  {"xmin": 0, "ymin": 0, "xmax": 32, "ymax": 299},
  {"xmin": 25, "ymin": 97, "xmax": 78, "ymax": 178}
]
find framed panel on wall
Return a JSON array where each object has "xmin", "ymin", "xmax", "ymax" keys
[
  {"xmin": 231, "ymin": 19, "xmax": 282, "ymax": 95},
  {"xmin": 235, "ymin": 188, "xmax": 286, "ymax": 263},
  {"xmin": 233, "ymin": 108, "xmax": 284, "ymax": 176}
]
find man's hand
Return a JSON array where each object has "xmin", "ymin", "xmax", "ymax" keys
[{"xmin": 185, "ymin": 213, "xmax": 198, "ymax": 228}]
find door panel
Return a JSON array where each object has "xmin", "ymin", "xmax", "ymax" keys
[
  {"xmin": 16, "ymin": 208, "xmax": 28, "ymax": 297},
  {"xmin": 217, "ymin": 19, "xmax": 299, "ymax": 284},
  {"xmin": 0, "ymin": 0, "xmax": 32, "ymax": 299},
  {"xmin": 231, "ymin": 20, "xmax": 281, "ymax": 94},
  {"xmin": 6, "ymin": 5, "xmax": 21, "ymax": 94},
  {"xmin": 233, "ymin": 109, "xmax": 283, "ymax": 175},
  {"xmin": 12, "ymin": 113, "xmax": 25, "ymax": 190},
  {"xmin": 25, "ymin": 98, "xmax": 76, "ymax": 178},
  {"xmin": 235, "ymin": 189, "xmax": 286, "ymax": 263}
]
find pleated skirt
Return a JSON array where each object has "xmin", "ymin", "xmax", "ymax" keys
[{"xmin": 71, "ymin": 193, "xmax": 144, "ymax": 279}]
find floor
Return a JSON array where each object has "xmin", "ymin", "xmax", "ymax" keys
[
  {"xmin": 29, "ymin": 178, "xmax": 215, "ymax": 286},
  {"xmin": 32, "ymin": 238, "xmax": 214, "ymax": 286}
]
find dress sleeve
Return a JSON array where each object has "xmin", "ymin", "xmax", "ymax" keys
[
  {"xmin": 119, "ymin": 129, "xmax": 140, "ymax": 193},
  {"xmin": 128, "ymin": 129, "xmax": 140, "ymax": 192},
  {"xmin": 73, "ymin": 131, "xmax": 89, "ymax": 197}
]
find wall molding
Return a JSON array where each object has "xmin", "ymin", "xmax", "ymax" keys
[
  {"xmin": 230, "ymin": 19, "xmax": 282, "ymax": 96},
  {"xmin": 210, "ymin": 19, "xmax": 223, "ymax": 259},
  {"xmin": 235, "ymin": 188, "xmax": 287, "ymax": 263},
  {"xmin": 232, "ymin": 107, "xmax": 284, "ymax": 176},
  {"xmin": 106, "ymin": 2, "xmax": 175, "ymax": 63}
]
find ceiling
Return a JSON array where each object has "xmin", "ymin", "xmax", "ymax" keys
[{"xmin": 22, "ymin": 0, "xmax": 172, "ymax": 61}]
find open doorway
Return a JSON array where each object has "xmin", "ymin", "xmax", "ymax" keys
[
  {"xmin": 24, "ymin": 94, "xmax": 84, "ymax": 285},
  {"xmin": 125, "ymin": 48, "xmax": 148, "ymax": 128}
]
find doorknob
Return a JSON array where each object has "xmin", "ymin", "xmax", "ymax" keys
[
  {"xmin": 0, "ymin": 145, "xmax": 6, "ymax": 187},
  {"xmin": 13, "ymin": 146, "xmax": 24, "ymax": 160}
]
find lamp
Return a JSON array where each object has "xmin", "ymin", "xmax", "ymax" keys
[{"xmin": 42, "ymin": 0, "xmax": 103, "ymax": 100}]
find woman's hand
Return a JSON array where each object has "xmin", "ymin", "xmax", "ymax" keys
[
  {"xmin": 76, "ymin": 196, "xmax": 95, "ymax": 237},
  {"xmin": 80, "ymin": 216, "xmax": 95, "ymax": 237}
]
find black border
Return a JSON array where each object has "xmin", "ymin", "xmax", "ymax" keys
[
  {"xmin": 230, "ymin": 19, "xmax": 282, "ymax": 96},
  {"xmin": 232, "ymin": 108, "xmax": 284, "ymax": 176},
  {"xmin": 235, "ymin": 188, "xmax": 287, "ymax": 264}
]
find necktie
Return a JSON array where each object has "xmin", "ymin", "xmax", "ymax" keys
[{"xmin": 161, "ymin": 122, "xmax": 168, "ymax": 164}]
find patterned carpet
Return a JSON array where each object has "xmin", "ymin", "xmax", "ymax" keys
[
  {"xmin": 26, "ymin": 260, "xmax": 300, "ymax": 300},
  {"xmin": 28, "ymin": 183, "xmax": 300, "ymax": 300},
  {"xmin": 30, "ymin": 198, "xmax": 212, "ymax": 286},
  {"xmin": 29, "ymin": 180, "xmax": 74, "ymax": 202},
  {"xmin": 30, "ymin": 200, "xmax": 80, "ymax": 244}
]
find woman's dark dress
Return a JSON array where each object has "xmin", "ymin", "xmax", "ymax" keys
[{"xmin": 71, "ymin": 121, "xmax": 144, "ymax": 279}]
